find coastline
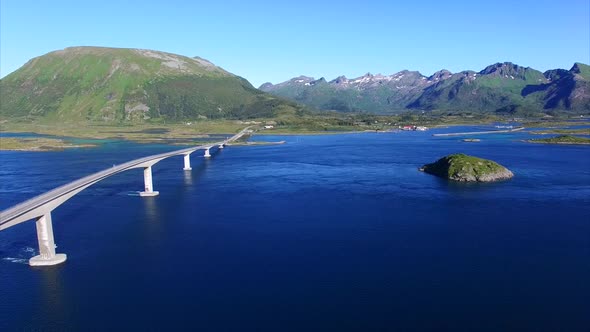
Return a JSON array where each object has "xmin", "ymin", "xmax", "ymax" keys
[
  {"xmin": 227, "ymin": 140, "xmax": 286, "ymax": 146},
  {"xmin": 524, "ymin": 134, "xmax": 590, "ymax": 145},
  {"xmin": 0, "ymin": 123, "xmax": 396, "ymax": 149},
  {"xmin": 432, "ymin": 127, "xmax": 525, "ymax": 136},
  {"xmin": 2, "ymin": 145, "xmax": 97, "ymax": 152},
  {"xmin": 0, "ymin": 137, "xmax": 98, "ymax": 152},
  {"xmin": 254, "ymin": 129, "xmax": 393, "ymax": 136},
  {"xmin": 2, "ymin": 119, "xmax": 588, "ymax": 151},
  {"xmin": 524, "ymin": 140, "xmax": 590, "ymax": 145}
]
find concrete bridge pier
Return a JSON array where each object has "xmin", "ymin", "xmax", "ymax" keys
[
  {"xmin": 140, "ymin": 165, "xmax": 159, "ymax": 197},
  {"xmin": 29, "ymin": 212, "xmax": 67, "ymax": 266},
  {"xmin": 183, "ymin": 153, "xmax": 192, "ymax": 171},
  {"xmin": 204, "ymin": 148, "xmax": 211, "ymax": 158},
  {"xmin": 218, "ymin": 143, "xmax": 224, "ymax": 149}
]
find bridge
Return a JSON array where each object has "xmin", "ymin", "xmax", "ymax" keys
[{"xmin": 0, "ymin": 127, "xmax": 252, "ymax": 266}]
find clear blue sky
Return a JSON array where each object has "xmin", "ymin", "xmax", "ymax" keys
[{"xmin": 1, "ymin": 0, "xmax": 589, "ymax": 87}]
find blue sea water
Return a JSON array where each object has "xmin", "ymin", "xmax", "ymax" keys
[{"xmin": 1, "ymin": 127, "xmax": 589, "ymax": 331}]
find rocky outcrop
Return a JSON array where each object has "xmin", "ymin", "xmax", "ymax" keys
[{"xmin": 419, "ymin": 154, "xmax": 513, "ymax": 182}]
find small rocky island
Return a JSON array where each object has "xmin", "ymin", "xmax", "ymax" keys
[{"xmin": 420, "ymin": 153, "xmax": 513, "ymax": 182}]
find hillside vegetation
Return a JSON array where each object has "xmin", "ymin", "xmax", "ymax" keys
[{"xmin": 0, "ymin": 47, "xmax": 305, "ymax": 123}]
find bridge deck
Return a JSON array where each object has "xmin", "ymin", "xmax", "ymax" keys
[{"xmin": 0, "ymin": 127, "xmax": 250, "ymax": 231}]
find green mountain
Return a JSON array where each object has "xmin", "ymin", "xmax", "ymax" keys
[
  {"xmin": 410, "ymin": 63, "xmax": 549, "ymax": 114},
  {"xmin": 260, "ymin": 62, "xmax": 590, "ymax": 114},
  {"xmin": 0, "ymin": 46, "xmax": 302, "ymax": 122},
  {"xmin": 534, "ymin": 63, "xmax": 590, "ymax": 111}
]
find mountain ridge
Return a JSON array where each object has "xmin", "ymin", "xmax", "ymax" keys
[{"xmin": 260, "ymin": 62, "xmax": 590, "ymax": 114}]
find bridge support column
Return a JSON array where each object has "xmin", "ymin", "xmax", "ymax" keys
[
  {"xmin": 218, "ymin": 143, "xmax": 224, "ymax": 149},
  {"xmin": 183, "ymin": 153, "xmax": 192, "ymax": 171},
  {"xmin": 140, "ymin": 166, "xmax": 159, "ymax": 197},
  {"xmin": 29, "ymin": 212, "xmax": 67, "ymax": 266},
  {"xmin": 204, "ymin": 148, "xmax": 211, "ymax": 158}
]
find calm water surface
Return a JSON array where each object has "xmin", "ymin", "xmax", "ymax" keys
[{"xmin": 1, "ymin": 127, "xmax": 589, "ymax": 331}]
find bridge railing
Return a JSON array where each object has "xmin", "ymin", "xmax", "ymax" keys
[
  {"xmin": 0, "ymin": 126, "xmax": 252, "ymax": 265},
  {"xmin": 0, "ymin": 126, "xmax": 251, "ymax": 230}
]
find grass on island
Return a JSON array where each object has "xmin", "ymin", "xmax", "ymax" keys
[
  {"xmin": 522, "ymin": 120, "xmax": 590, "ymax": 128},
  {"xmin": 424, "ymin": 153, "xmax": 506, "ymax": 176},
  {"xmin": 420, "ymin": 153, "xmax": 513, "ymax": 182},
  {"xmin": 0, "ymin": 137, "xmax": 97, "ymax": 151},
  {"xmin": 529, "ymin": 128, "xmax": 590, "ymax": 135},
  {"xmin": 527, "ymin": 135, "xmax": 590, "ymax": 145}
]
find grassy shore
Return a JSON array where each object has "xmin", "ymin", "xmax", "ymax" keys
[
  {"xmin": 529, "ymin": 128, "xmax": 590, "ymax": 135},
  {"xmin": 2, "ymin": 115, "xmax": 588, "ymax": 150},
  {"xmin": 522, "ymin": 120, "xmax": 590, "ymax": 128},
  {"xmin": 0, "ymin": 120, "xmax": 246, "ymax": 140},
  {"xmin": 0, "ymin": 111, "xmax": 510, "ymax": 139},
  {"xmin": 526, "ymin": 135, "xmax": 590, "ymax": 145},
  {"xmin": 1, "ymin": 137, "xmax": 97, "ymax": 151}
]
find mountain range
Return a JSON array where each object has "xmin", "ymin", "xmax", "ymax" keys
[
  {"xmin": 260, "ymin": 62, "xmax": 590, "ymax": 114},
  {"xmin": 0, "ymin": 47, "xmax": 303, "ymax": 123},
  {"xmin": 1, "ymin": 47, "xmax": 588, "ymax": 124}
]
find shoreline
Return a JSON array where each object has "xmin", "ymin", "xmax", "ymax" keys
[
  {"xmin": 2, "ymin": 120, "xmax": 587, "ymax": 151},
  {"xmin": 432, "ymin": 127, "xmax": 525, "ymax": 137},
  {"xmin": 2, "ymin": 145, "xmax": 98, "ymax": 152},
  {"xmin": 524, "ymin": 140, "xmax": 590, "ymax": 145},
  {"xmin": 254, "ymin": 129, "xmax": 394, "ymax": 136},
  {"xmin": 227, "ymin": 140, "xmax": 286, "ymax": 146},
  {"xmin": 0, "ymin": 137, "xmax": 98, "ymax": 152}
]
